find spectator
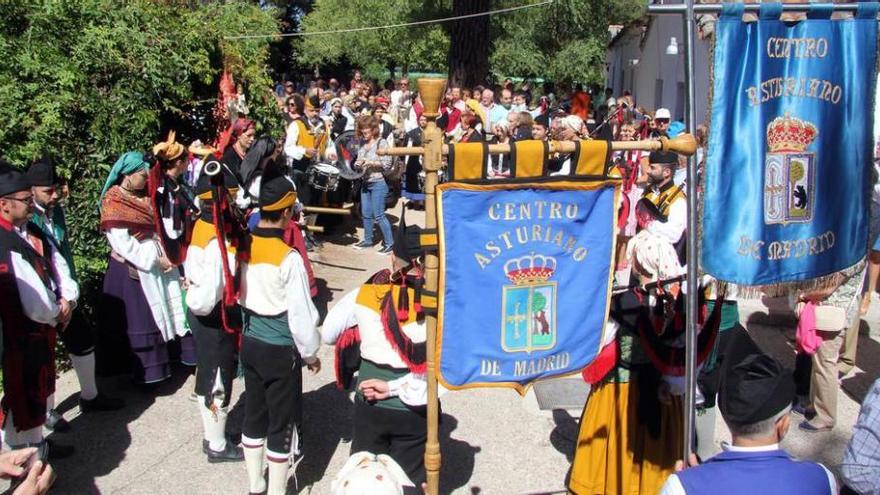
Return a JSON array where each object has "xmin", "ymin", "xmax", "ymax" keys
[
  {"xmin": 352, "ymin": 116, "xmax": 394, "ymax": 253},
  {"xmin": 661, "ymin": 353, "xmax": 836, "ymax": 495},
  {"xmin": 840, "ymin": 378, "xmax": 880, "ymax": 494}
]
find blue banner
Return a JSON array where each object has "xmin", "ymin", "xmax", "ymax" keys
[
  {"xmin": 702, "ymin": 2, "xmax": 878, "ymax": 286},
  {"xmin": 436, "ymin": 181, "xmax": 618, "ymax": 392}
]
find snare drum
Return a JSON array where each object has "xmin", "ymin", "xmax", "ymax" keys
[{"xmin": 307, "ymin": 163, "xmax": 340, "ymax": 191}]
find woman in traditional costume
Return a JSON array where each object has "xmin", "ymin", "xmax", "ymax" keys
[
  {"xmin": 568, "ymin": 231, "xmax": 720, "ymax": 495},
  {"xmin": 99, "ymin": 152, "xmax": 188, "ymax": 385}
]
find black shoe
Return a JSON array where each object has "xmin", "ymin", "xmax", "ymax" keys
[
  {"xmin": 80, "ymin": 393, "xmax": 125, "ymax": 412},
  {"xmin": 207, "ymin": 442, "xmax": 244, "ymax": 463},
  {"xmin": 45, "ymin": 409, "xmax": 70, "ymax": 433},
  {"xmin": 378, "ymin": 244, "xmax": 394, "ymax": 255},
  {"xmin": 46, "ymin": 439, "xmax": 75, "ymax": 460},
  {"xmin": 352, "ymin": 240, "xmax": 372, "ymax": 250}
]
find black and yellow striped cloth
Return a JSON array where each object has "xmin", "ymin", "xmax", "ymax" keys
[{"xmin": 446, "ymin": 139, "xmax": 611, "ymax": 182}]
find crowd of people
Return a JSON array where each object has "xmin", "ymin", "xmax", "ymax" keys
[{"xmin": 0, "ymin": 67, "xmax": 876, "ymax": 495}]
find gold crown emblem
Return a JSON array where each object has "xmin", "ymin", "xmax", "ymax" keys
[
  {"xmin": 504, "ymin": 253, "xmax": 556, "ymax": 285},
  {"xmin": 766, "ymin": 113, "xmax": 818, "ymax": 153}
]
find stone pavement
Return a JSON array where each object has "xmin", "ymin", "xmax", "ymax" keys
[{"xmin": 41, "ymin": 211, "xmax": 879, "ymax": 494}]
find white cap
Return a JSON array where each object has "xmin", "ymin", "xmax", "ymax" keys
[
  {"xmin": 655, "ymin": 108, "xmax": 671, "ymax": 120},
  {"xmin": 332, "ymin": 452, "xmax": 415, "ymax": 495}
]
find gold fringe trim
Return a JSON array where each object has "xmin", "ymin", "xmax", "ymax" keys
[{"xmin": 734, "ymin": 259, "xmax": 866, "ymax": 299}]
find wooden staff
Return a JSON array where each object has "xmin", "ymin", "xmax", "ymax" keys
[
  {"xmin": 378, "ymin": 132, "xmax": 697, "ymax": 157},
  {"xmin": 378, "ymin": 78, "xmax": 696, "ymax": 495},
  {"xmin": 302, "ymin": 205, "xmax": 351, "ymax": 216}
]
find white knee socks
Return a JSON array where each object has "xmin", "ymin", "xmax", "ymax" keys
[
  {"xmin": 242, "ymin": 436, "xmax": 267, "ymax": 494},
  {"xmin": 267, "ymin": 457, "xmax": 289, "ymax": 495},
  {"xmin": 70, "ymin": 353, "xmax": 98, "ymax": 401},
  {"xmin": 197, "ymin": 396, "xmax": 227, "ymax": 452}
]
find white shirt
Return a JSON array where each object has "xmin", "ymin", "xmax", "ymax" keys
[
  {"xmin": 645, "ymin": 187, "xmax": 687, "ymax": 245},
  {"xmin": 183, "ymin": 234, "xmax": 235, "ymax": 316},
  {"xmin": 659, "ymin": 443, "xmax": 837, "ymax": 495},
  {"xmin": 15, "ymin": 223, "xmax": 78, "ymax": 304},
  {"xmin": 283, "ymin": 119, "xmax": 306, "ymax": 163},
  {"xmin": 240, "ymin": 248, "xmax": 320, "ymax": 361},
  {"xmin": 322, "ymin": 288, "xmax": 445, "ymax": 406}
]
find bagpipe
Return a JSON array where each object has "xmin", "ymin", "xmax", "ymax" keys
[{"xmin": 203, "ymin": 159, "xmax": 251, "ymax": 335}]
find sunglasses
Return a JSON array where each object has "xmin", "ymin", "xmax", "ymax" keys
[
  {"xmin": 656, "ymin": 119, "xmax": 670, "ymax": 124},
  {"xmin": 4, "ymin": 195, "xmax": 33, "ymax": 204}
]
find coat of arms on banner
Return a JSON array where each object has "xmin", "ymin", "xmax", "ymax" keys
[
  {"xmin": 763, "ymin": 113, "xmax": 818, "ymax": 225},
  {"xmin": 501, "ymin": 253, "xmax": 557, "ymax": 354}
]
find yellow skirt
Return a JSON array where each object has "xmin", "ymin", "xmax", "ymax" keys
[{"xmin": 568, "ymin": 380, "xmax": 683, "ymax": 495}]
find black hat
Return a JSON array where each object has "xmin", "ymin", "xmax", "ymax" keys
[
  {"xmin": 534, "ymin": 113, "xmax": 550, "ymax": 128},
  {"xmin": 0, "ymin": 159, "xmax": 31, "ymax": 197},
  {"xmin": 258, "ymin": 163, "xmax": 296, "ymax": 212},
  {"xmin": 27, "ymin": 154, "xmax": 59, "ymax": 187},
  {"xmin": 719, "ymin": 353, "xmax": 795, "ymax": 425},
  {"xmin": 649, "ymin": 150, "xmax": 679, "ymax": 167},
  {"xmin": 195, "ymin": 162, "xmax": 239, "ymax": 200},
  {"xmin": 392, "ymin": 203, "xmax": 423, "ymax": 263}
]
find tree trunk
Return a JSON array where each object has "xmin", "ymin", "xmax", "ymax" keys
[{"xmin": 448, "ymin": 0, "xmax": 490, "ymax": 88}]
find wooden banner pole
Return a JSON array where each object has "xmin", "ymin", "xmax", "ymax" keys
[
  {"xmin": 418, "ymin": 78, "xmax": 446, "ymax": 495},
  {"xmin": 377, "ymin": 78, "xmax": 697, "ymax": 495}
]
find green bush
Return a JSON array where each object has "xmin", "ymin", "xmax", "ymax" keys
[{"xmin": 0, "ymin": 1, "xmax": 282, "ymax": 349}]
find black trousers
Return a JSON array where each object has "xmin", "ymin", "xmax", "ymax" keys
[
  {"xmin": 60, "ymin": 311, "xmax": 95, "ymax": 356},
  {"xmin": 351, "ymin": 398, "xmax": 427, "ymax": 486},
  {"xmin": 240, "ymin": 335, "xmax": 302, "ymax": 456},
  {"xmin": 187, "ymin": 305, "xmax": 238, "ymax": 408}
]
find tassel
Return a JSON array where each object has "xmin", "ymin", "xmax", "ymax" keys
[{"xmin": 397, "ymin": 278, "xmax": 410, "ymax": 322}]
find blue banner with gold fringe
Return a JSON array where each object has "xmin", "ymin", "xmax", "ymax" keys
[
  {"xmin": 436, "ymin": 171, "xmax": 618, "ymax": 392},
  {"xmin": 702, "ymin": 2, "xmax": 878, "ymax": 287}
]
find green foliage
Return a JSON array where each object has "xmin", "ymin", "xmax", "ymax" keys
[
  {"xmin": 0, "ymin": 0, "xmax": 280, "ymax": 340},
  {"xmin": 297, "ymin": 0, "xmax": 646, "ymax": 85},
  {"xmin": 297, "ymin": 0, "xmax": 449, "ymax": 76},
  {"xmin": 492, "ymin": 0, "xmax": 645, "ymax": 84}
]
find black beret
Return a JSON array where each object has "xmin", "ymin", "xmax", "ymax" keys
[
  {"xmin": 649, "ymin": 150, "xmax": 679, "ymax": 166},
  {"xmin": 0, "ymin": 159, "xmax": 31, "ymax": 197},
  {"xmin": 195, "ymin": 162, "xmax": 239, "ymax": 199},
  {"xmin": 720, "ymin": 353, "xmax": 795, "ymax": 425},
  {"xmin": 27, "ymin": 154, "xmax": 59, "ymax": 187},
  {"xmin": 259, "ymin": 164, "xmax": 296, "ymax": 212}
]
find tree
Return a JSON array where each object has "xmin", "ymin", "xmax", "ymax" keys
[
  {"xmin": 448, "ymin": 0, "xmax": 490, "ymax": 87},
  {"xmin": 297, "ymin": 0, "xmax": 448, "ymax": 80},
  {"xmin": 491, "ymin": 0, "xmax": 645, "ymax": 84},
  {"xmin": 0, "ymin": 0, "xmax": 281, "ymax": 337}
]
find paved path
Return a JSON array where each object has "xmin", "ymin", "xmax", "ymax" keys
[{"xmin": 40, "ymin": 210, "xmax": 879, "ymax": 494}]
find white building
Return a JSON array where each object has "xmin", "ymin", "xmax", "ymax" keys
[{"xmin": 605, "ymin": 12, "xmax": 713, "ymax": 124}]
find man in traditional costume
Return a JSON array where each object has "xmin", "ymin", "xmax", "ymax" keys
[
  {"xmin": 637, "ymin": 151, "xmax": 687, "ymax": 259},
  {"xmin": 321, "ymin": 206, "xmax": 431, "ymax": 485},
  {"xmin": 239, "ymin": 166, "xmax": 321, "ymax": 495},
  {"xmin": 0, "ymin": 161, "xmax": 76, "ymax": 459},
  {"xmin": 284, "ymin": 94, "xmax": 319, "ymax": 207},
  {"xmin": 27, "ymin": 155, "xmax": 123, "ymax": 434},
  {"xmin": 184, "ymin": 168, "xmax": 246, "ymax": 463},
  {"xmin": 99, "ymin": 152, "xmax": 188, "ymax": 385},
  {"xmin": 569, "ymin": 230, "xmax": 720, "ymax": 495},
  {"xmin": 661, "ymin": 353, "xmax": 836, "ymax": 495}
]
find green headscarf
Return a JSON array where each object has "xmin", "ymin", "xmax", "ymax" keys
[{"xmin": 99, "ymin": 151, "xmax": 150, "ymax": 205}]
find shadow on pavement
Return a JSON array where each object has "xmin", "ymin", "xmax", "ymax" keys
[
  {"xmin": 842, "ymin": 319, "xmax": 880, "ymax": 404},
  {"xmin": 295, "ymin": 382, "xmax": 354, "ymax": 490},
  {"xmin": 549, "ymin": 409, "xmax": 579, "ymax": 463},
  {"xmin": 48, "ymin": 365, "xmax": 191, "ymax": 493},
  {"xmin": 439, "ymin": 414, "xmax": 480, "ymax": 494}
]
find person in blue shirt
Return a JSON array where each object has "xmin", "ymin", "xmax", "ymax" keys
[{"xmin": 661, "ymin": 353, "xmax": 836, "ymax": 495}]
